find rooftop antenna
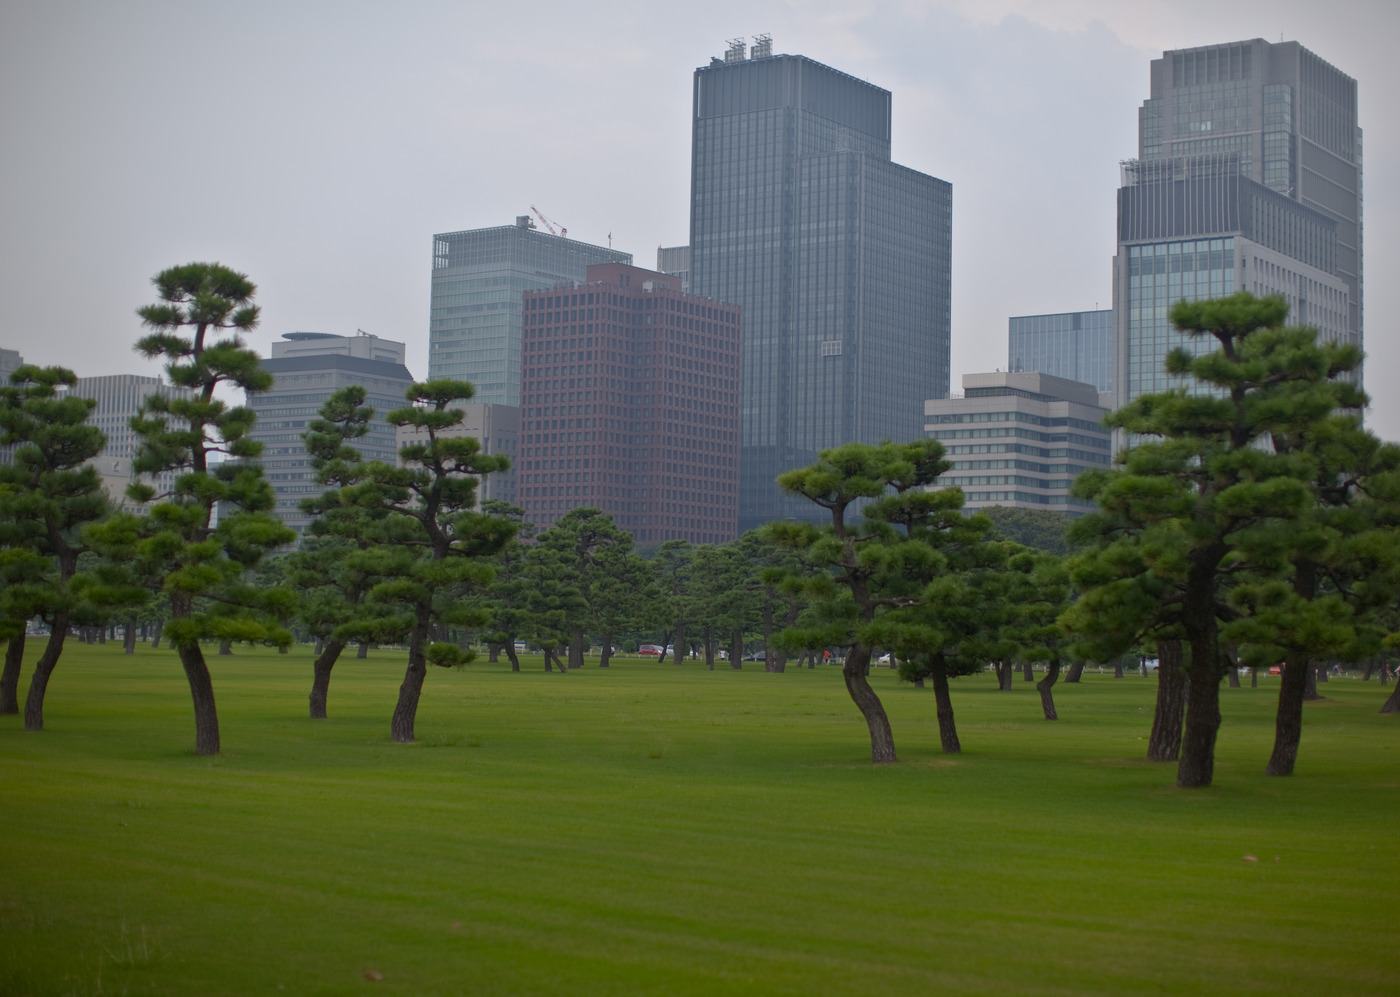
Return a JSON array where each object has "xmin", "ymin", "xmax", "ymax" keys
[
  {"xmin": 751, "ymin": 33, "xmax": 772, "ymax": 59},
  {"xmin": 725, "ymin": 37, "xmax": 747, "ymax": 63}
]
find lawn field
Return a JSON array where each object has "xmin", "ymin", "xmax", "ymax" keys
[{"xmin": 2, "ymin": 644, "xmax": 1397, "ymax": 996}]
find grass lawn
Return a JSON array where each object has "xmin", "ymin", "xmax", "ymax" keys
[{"xmin": 2, "ymin": 643, "xmax": 1397, "ymax": 996}]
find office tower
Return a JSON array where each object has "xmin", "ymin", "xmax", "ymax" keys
[
  {"xmin": 429, "ymin": 217, "xmax": 631, "ymax": 405},
  {"xmin": 517, "ymin": 263, "xmax": 741, "ymax": 543},
  {"xmin": 395, "ymin": 402, "xmax": 518, "ymax": 509},
  {"xmin": 247, "ymin": 332, "xmax": 415, "ymax": 539},
  {"xmin": 0, "ymin": 347, "xmax": 22, "ymax": 381},
  {"xmin": 1115, "ymin": 39, "xmax": 1361, "ymax": 409},
  {"xmin": 1008, "ymin": 309, "xmax": 1113, "ymax": 397},
  {"xmin": 688, "ymin": 39, "xmax": 952, "ymax": 533},
  {"xmin": 656, "ymin": 246, "xmax": 691, "ymax": 292},
  {"xmin": 925, "ymin": 372, "xmax": 1110, "ymax": 515},
  {"xmin": 64, "ymin": 374, "xmax": 197, "ymax": 505}
]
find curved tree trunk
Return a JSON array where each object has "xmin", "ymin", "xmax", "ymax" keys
[
  {"xmin": 1268, "ymin": 652, "xmax": 1311, "ymax": 775},
  {"xmin": 24, "ymin": 614, "xmax": 70, "ymax": 732},
  {"xmin": 1064, "ymin": 660, "xmax": 1085, "ymax": 684},
  {"xmin": 1036, "ymin": 658, "xmax": 1061, "ymax": 721},
  {"xmin": 1147, "ymin": 639, "xmax": 1187, "ymax": 762},
  {"xmin": 994, "ymin": 660, "xmax": 1013, "ymax": 691},
  {"xmin": 217, "ymin": 638, "xmax": 232, "ymax": 655},
  {"xmin": 505, "ymin": 645, "xmax": 521, "ymax": 672},
  {"xmin": 843, "ymin": 646, "xmax": 896, "ymax": 763},
  {"xmin": 391, "ymin": 625, "xmax": 428, "ymax": 743},
  {"xmin": 309, "ymin": 637, "xmax": 347, "ymax": 719},
  {"xmin": 150, "ymin": 619, "xmax": 162, "ymax": 649},
  {"xmin": 176, "ymin": 639, "xmax": 220, "ymax": 755},
  {"xmin": 1, "ymin": 633, "xmax": 24, "ymax": 715},
  {"xmin": 931, "ymin": 665, "xmax": 960, "ymax": 753},
  {"xmin": 1381, "ymin": 680, "xmax": 1400, "ymax": 714}
]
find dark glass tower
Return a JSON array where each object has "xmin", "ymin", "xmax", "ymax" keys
[
  {"xmin": 1114, "ymin": 39, "xmax": 1362, "ymax": 409},
  {"xmin": 688, "ymin": 43, "xmax": 952, "ymax": 533}
]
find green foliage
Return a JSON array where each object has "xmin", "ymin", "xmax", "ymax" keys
[{"xmin": 980, "ymin": 506, "xmax": 1076, "ymax": 555}]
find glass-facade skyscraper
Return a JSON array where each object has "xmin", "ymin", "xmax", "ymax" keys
[
  {"xmin": 428, "ymin": 218, "xmax": 630, "ymax": 406},
  {"xmin": 688, "ymin": 42, "xmax": 952, "ymax": 532},
  {"xmin": 1114, "ymin": 39, "xmax": 1361, "ymax": 409},
  {"xmin": 1008, "ymin": 310, "xmax": 1113, "ymax": 397}
]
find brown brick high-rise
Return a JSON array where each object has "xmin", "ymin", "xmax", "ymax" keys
[{"xmin": 518, "ymin": 263, "xmax": 741, "ymax": 544}]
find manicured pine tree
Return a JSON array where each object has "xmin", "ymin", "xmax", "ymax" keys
[
  {"xmin": 480, "ymin": 500, "xmax": 536, "ymax": 672},
  {"xmin": 88, "ymin": 263, "xmax": 294, "ymax": 755},
  {"xmin": 354, "ymin": 380, "xmax": 513, "ymax": 742},
  {"xmin": 768, "ymin": 438, "xmax": 970, "ymax": 763},
  {"xmin": 0, "ymin": 366, "xmax": 109, "ymax": 730},
  {"xmin": 1069, "ymin": 292, "xmax": 1361, "ymax": 788}
]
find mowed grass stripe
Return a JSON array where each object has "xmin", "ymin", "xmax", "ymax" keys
[{"xmin": 2, "ymin": 643, "xmax": 1397, "ymax": 995}]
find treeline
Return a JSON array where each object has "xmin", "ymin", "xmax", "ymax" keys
[{"xmin": 4, "ymin": 266, "xmax": 1399, "ymax": 789}]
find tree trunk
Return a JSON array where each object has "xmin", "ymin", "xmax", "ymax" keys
[
  {"xmin": 1267, "ymin": 652, "xmax": 1311, "ymax": 776},
  {"xmin": 1177, "ymin": 633, "xmax": 1223, "ymax": 789},
  {"xmin": 1251, "ymin": 666, "xmax": 1258, "ymax": 688},
  {"xmin": 24, "ymin": 614, "xmax": 70, "ymax": 732},
  {"xmin": 543, "ymin": 648, "xmax": 554, "ymax": 672},
  {"xmin": 597, "ymin": 632, "xmax": 611, "ymax": 668},
  {"xmin": 1381, "ymin": 680, "xmax": 1400, "ymax": 714},
  {"xmin": 570, "ymin": 630, "xmax": 585, "ymax": 670},
  {"xmin": 843, "ymin": 646, "xmax": 896, "ymax": 763},
  {"xmin": 1, "ymin": 633, "xmax": 24, "ymax": 715},
  {"xmin": 931, "ymin": 664, "xmax": 960, "ymax": 754},
  {"xmin": 97, "ymin": 626, "xmax": 106, "ymax": 645},
  {"xmin": 704, "ymin": 632, "xmax": 715, "ymax": 670},
  {"xmin": 994, "ymin": 660, "xmax": 1013, "ymax": 691},
  {"xmin": 1316, "ymin": 665, "xmax": 1329, "ymax": 684},
  {"xmin": 1036, "ymin": 658, "xmax": 1061, "ymax": 721},
  {"xmin": 505, "ymin": 645, "xmax": 521, "ymax": 672},
  {"xmin": 487, "ymin": 643, "xmax": 500, "ymax": 663},
  {"xmin": 1227, "ymin": 662, "xmax": 1241, "ymax": 688},
  {"xmin": 762, "ymin": 599, "xmax": 776, "ymax": 671},
  {"xmin": 1381, "ymin": 663, "xmax": 1391, "ymax": 687},
  {"xmin": 673, "ymin": 624, "xmax": 686, "ymax": 665},
  {"xmin": 314, "ymin": 637, "xmax": 325, "ymax": 655},
  {"xmin": 1303, "ymin": 662, "xmax": 1323, "ymax": 701},
  {"xmin": 123, "ymin": 618, "xmax": 137, "ymax": 655},
  {"xmin": 391, "ymin": 624, "xmax": 428, "ymax": 743},
  {"xmin": 150, "ymin": 620, "xmax": 162, "ymax": 649},
  {"xmin": 357, "ymin": 642, "xmax": 369, "ymax": 659},
  {"xmin": 1363, "ymin": 659, "xmax": 1376, "ymax": 681},
  {"xmin": 1113, "ymin": 656, "xmax": 1124, "ymax": 679},
  {"xmin": 218, "ymin": 638, "xmax": 233, "ymax": 655},
  {"xmin": 1021, "ymin": 659, "xmax": 1035, "ymax": 682},
  {"xmin": 730, "ymin": 627, "xmax": 743, "ymax": 669},
  {"xmin": 1064, "ymin": 660, "xmax": 1085, "ymax": 683},
  {"xmin": 806, "ymin": 650, "xmax": 815, "ymax": 669},
  {"xmin": 1147, "ymin": 639, "xmax": 1187, "ymax": 762},
  {"xmin": 176, "ymin": 639, "xmax": 220, "ymax": 755},
  {"xmin": 309, "ymin": 638, "xmax": 347, "ymax": 719}
]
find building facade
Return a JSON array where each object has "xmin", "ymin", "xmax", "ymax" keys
[
  {"xmin": 247, "ymin": 332, "xmax": 416, "ymax": 539},
  {"xmin": 428, "ymin": 217, "xmax": 631, "ymax": 405},
  {"xmin": 687, "ymin": 40, "xmax": 952, "ymax": 533},
  {"xmin": 64, "ymin": 374, "xmax": 197, "ymax": 507},
  {"xmin": 925, "ymin": 372, "xmax": 1110, "ymax": 515},
  {"xmin": 656, "ymin": 246, "xmax": 691, "ymax": 292},
  {"xmin": 516, "ymin": 263, "xmax": 741, "ymax": 544},
  {"xmin": 1115, "ymin": 39, "xmax": 1362, "ymax": 409},
  {"xmin": 1008, "ymin": 309, "xmax": 1113, "ymax": 398}
]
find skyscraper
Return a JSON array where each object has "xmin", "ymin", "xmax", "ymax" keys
[
  {"xmin": 517, "ymin": 263, "xmax": 741, "ymax": 543},
  {"xmin": 1008, "ymin": 310, "xmax": 1113, "ymax": 397},
  {"xmin": 688, "ymin": 39, "xmax": 952, "ymax": 532},
  {"xmin": 428, "ymin": 217, "xmax": 631, "ymax": 405},
  {"xmin": 1114, "ymin": 39, "xmax": 1361, "ymax": 409},
  {"xmin": 247, "ymin": 332, "xmax": 416, "ymax": 539}
]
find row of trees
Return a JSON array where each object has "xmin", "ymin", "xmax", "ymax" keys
[{"xmin": 3, "ymin": 269, "xmax": 1397, "ymax": 788}]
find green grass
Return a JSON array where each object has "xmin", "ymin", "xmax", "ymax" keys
[{"xmin": 2, "ymin": 644, "xmax": 1397, "ymax": 996}]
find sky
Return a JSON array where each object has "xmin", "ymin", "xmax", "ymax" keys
[{"xmin": 2, "ymin": 0, "xmax": 1396, "ymax": 435}]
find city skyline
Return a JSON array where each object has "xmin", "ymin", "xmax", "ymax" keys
[{"xmin": 3, "ymin": 3, "xmax": 1397, "ymax": 437}]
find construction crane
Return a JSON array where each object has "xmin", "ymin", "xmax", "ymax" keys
[{"xmin": 529, "ymin": 204, "xmax": 567, "ymax": 238}]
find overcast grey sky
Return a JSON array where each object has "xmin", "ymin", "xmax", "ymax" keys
[{"xmin": 3, "ymin": 0, "xmax": 1396, "ymax": 434}]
